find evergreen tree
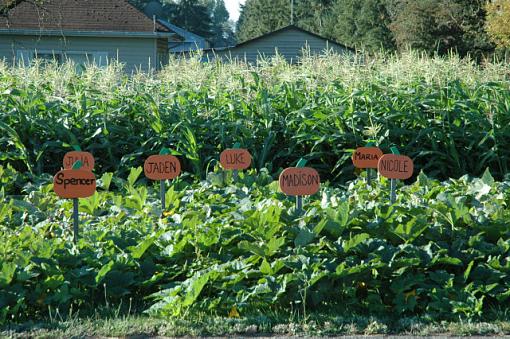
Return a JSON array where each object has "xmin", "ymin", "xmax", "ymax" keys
[
  {"xmin": 168, "ymin": 0, "xmax": 213, "ymax": 39},
  {"xmin": 389, "ymin": 0, "xmax": 463, "ymax": 54},
  {"xmin": 295, "ymin": 0, "xmax": 334, "ymax": 33},
  {"xmin": 485, "ymin": 0, "xmax": 510, "ymax": 48},
  {"xmin": 389, "ymin": 0, "xmax": 492, "ymax": 56},
  {"xmin": 323, "ymin": 0, "xmax": 394, "ymax": 51},
  {"xmin": 455, "ymin": 0, "xmax": 493, "ymax": 58},
  {"xmin": 236, "ymin": 0, "xmax": 292, "ymax": 42},
  {"xmin": 210, "ymin": 0, "xmax": 236, "ymax": 47}
]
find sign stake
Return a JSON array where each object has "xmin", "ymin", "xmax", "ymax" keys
[
  {"xmin": 232, "ymin": 142, "xmax": 241, "ymax": 182},
  {"xmin": 365, "ymin": 142, "xmax": 376, "ymax": 186},
  {"xmin": 220, "ymin": 143, "xmax": 251, "ymax": 183},
  {"xmin": 296, "ymin": 196, "xmax": 303, "ymax": 211},
  {"xmin": 73, "ymin": 198, "xmax": 79, "ymax": 244},
  {"xmin": 54, "ymin": 158, "xmax": 96, "ymax": 245},
  {"xmin": 389, "ymin": 146, "xmax": 400, "ymax": 204},
  {"xmin": 144, "ymin": 148, "xmax": 182, "ymax": 217},
  {"xmin": 295, "ymin": 158, "xmax": 307, "ymax": 212},
  {"xmin": 390, "ymin": 178, "xmax": 397, "ymax": 204},
  {"xmin": 160, "ymin": 179, "xmax": 166, "ymax": 211},
  {"xmin": 158, "ymin": 148, "xmax": 171, "ymax": 213},
  {"xmin": 71, "ymin": 160, "xmax": 83, "ymax": 244},
  {"xmin": 352, "ymin": 143, "xmax": 382, "ymax": 187}
]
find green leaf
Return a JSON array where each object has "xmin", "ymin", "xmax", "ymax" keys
[
  {"xmin": 0, "ymin": 262, "xmax": 16, "ymax": 287},
  {"xmin": 130, "ymin": 236, "xmax": 156, "ymax": 259},
  {"xmin": 160, "ymin": 148, "xmax": 171, "ymax": 155},
  {"xmin": 72, "ymin": 160, "xmax": 82, "ymax": 170},
  {"xmin": 434, "ymin": 256, "xmax": 463, "ymax": 266},
  {"xmin": 100, "ymin": 172, "xmax": 113, "ymax": 191},
  {"xmin": 313, "ymin": 218, "xmax": 327, "ymax": 235},
  {"xmin": 266, "ymin": 237, "xmax": 285, "ymax": 256},
  {"xmin": 295, "ymin": 227, "xmax": 315, "ymax": 247},
  {"xmin": 95, "ymin": 260, "xmax": 114, "ymax": 284},
  {"xmin": 260, "ymin": 259, "xmax": 272, "ymax": 275},
  {"xmin": 127, "ymin": 167, "xmax": 143, "ymax": 187},
  {"xmin": 296, "ymin": 158, "xmax": 307, "ymax": 168},
  {"xmin": 239, "ymin": 241, "xmax": 266, "ymax": 257},
  {"xmin": 464, "ymin": 260, "xmax": 474, "ymax": 282},
  {"xmin": 182, "ymin": 272, "xmax": 210, "ymax": 307},
  {"xmin": 343, "ymin": 233, "xmax": 370, "ymax": 252},
  {"xmin": 481, "ymin": 168, "xmax": 495, "ymax": 186}
]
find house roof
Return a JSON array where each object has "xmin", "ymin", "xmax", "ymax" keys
[
  {"xmin": 0, "ymin": 0, "xmax": 175, "ymax": 38},
  {"xmin": 235, "ymin": 25, "xmax": 354, "ymax": 51},
  {"xmin": 157, "ymin": 19, "xmax": 206, "ymax": 44}
]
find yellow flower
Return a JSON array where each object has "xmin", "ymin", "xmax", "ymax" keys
[
  {"xmin": 404, "ymin": 289, "xmax": 416, "ymax": 302},
  {"xmin": 228, "ymin": 305, "xmax": 240, "ymax": 318}
]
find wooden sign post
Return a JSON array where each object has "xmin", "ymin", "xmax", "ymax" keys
[
  {"xmin": 144, "ymin": 148, "xmax": 181, "ymax": 212},
  {"xmin": 53, "ymin": 160, "xmax": 96, "ymax": 243},
  {"xmin": 352, "ymin": 144, "xmax": 383, "ymax": 185},
  {"xmin": 279, "ymin": 158, "xmax": 320, "ymax": 212},
  {"xmin": 377, "ymin": 147, "xmax": 414, "ymax": 204},
  {"xmin": 220, "ymin": 143, "xmax": 251, "ymax": 181}
]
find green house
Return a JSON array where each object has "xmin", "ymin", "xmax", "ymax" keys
[
  {"xmin": 205, "ymin": 25, "xmax": 355, "ymax": 64},
  {"xmin": 0, "ymin": 0, "xmax": 179, "ymax": 72}
]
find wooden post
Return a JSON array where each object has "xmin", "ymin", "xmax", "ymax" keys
[
  {"xmin": 160, "ymin": 180, "xmax": 166, "ymax": 211},
  {"xmin": 390, "ymin": 179, "xmax": 397, "ymax": 204},
  {"xmin": 73, "ymin": 198, "xmax": 79, "ymax": 244}
]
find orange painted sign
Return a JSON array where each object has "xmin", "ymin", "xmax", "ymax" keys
[
  {"xmin": 144, "ymin": 155, "xmax": 181, "ymax": 180},
  {"xmin": 279, "ymin": 167, "xmax": 321, "ymax": 196},
  {"xmin": 378, "ymin": 154, "xmax": 414, "ymax": 180},
  {"xmin": 63, "ymin": 151, "xmax": 95, "ymax": 171},
  {"xmin": 53, "ymin": 169, "xmax": 96, "ymax": 198},
  {"xmin": 352, "ymin": 147, "xmax": 383, "ymax": 169},
  {"xmin": 220, "ymin": 149, "xmax": 251, "ymax": 170}
]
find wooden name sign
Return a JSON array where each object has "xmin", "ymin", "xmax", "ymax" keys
[
  {"xmin": 220, "ymin": 149, "xmax": 251, "ymax": 170},
  {"xmin": 378, "ymin": 154, "xmax": 414, "ymax": 180},
  {"xmin": 279, "ymin": 167, "xmax": 321, "ymax": 196},
  {"xmin": 54, "ymin": 169, "xmax": 97, "ymax": 198},
  {"xmin": 63, "ymin": 151, "xmax": 95, "ymax": 171},
  {"xmin": 352, "ymin": 147, "xmax": 383, "ymax": 169},
  {"xmin": 144, "ymin": 154, "xmax": 181, "ymax": 180}
]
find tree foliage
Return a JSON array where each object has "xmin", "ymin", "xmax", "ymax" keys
[
  {"xmin": 485, "ymin": 0, "xmax": 510, "ymax": 48},
  {"xmin": 236, "ymin": 0, "xmax": 494, "ymax": 57},
  {"xmin": 236, "ymin": 0, "xmax": 292, "ymax": 43},
  {"xmin": 209, "ymin": 0, "xmax": 235, "ymax": 47},
  {"xmin": 323, "ymin": 0, "xmax": 394, "ymax": 51}
]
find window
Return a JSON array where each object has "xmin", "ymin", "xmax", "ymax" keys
[
  {"xmin": 16, "ymin": 50, "xmax": 109, "ymax": 67},
  {"xmin": 34, "ymin": 51, "xmax": 63, "ymax": 64}
]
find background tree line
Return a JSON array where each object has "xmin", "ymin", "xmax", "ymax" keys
[
  {"xmin": 2, "ymin": 0, "xmax": 509, "ymax": 56},
  {"xmin": 129, "ymin": 0, "xmax": 235, "ymax": 47},
  {"xmin": 236, "ymin": 0, "xmax": 510, "ymax": 59}
]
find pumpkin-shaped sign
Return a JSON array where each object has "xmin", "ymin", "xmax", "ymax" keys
[
  {"xmin": 352, "ymin": 147, "xmax": 383, "ymax": 169},
  {"xmin": 279, "ymin": 167, "xmax": 321, "ymax": 196},
  {"xmin": 220, "ymin": 149, "xmax": 252, "ymax": 170},
  {"xmin": 53, "ymin": 169, "xmax": 96, "ymax": 198},
  {"xmin": 144, "ymin": 154, "xmax": 181, "ymax": 180},
  {"xmin": 378, "ymin": 154, "xmax": 414, "ymax": 180},
  {"xmin": 63, "ymin": 151, "xmax": 95, "ymax": 171}
]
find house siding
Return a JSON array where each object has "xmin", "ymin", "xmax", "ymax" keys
[
  {"xmin": 0, "ymin": 34, "xmax": 158, "ymax": 72},
  {"xmin": 206, "ymin": 28, "xmax": 351, "ymax": 64},
  {"xmin": 156, "ymin": 38, "xmax": 169, "ymax": 68}
]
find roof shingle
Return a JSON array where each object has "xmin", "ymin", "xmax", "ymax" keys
[{"xmin": 0, "ymin": 0, "xmax": 170, "ymax": 32}]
